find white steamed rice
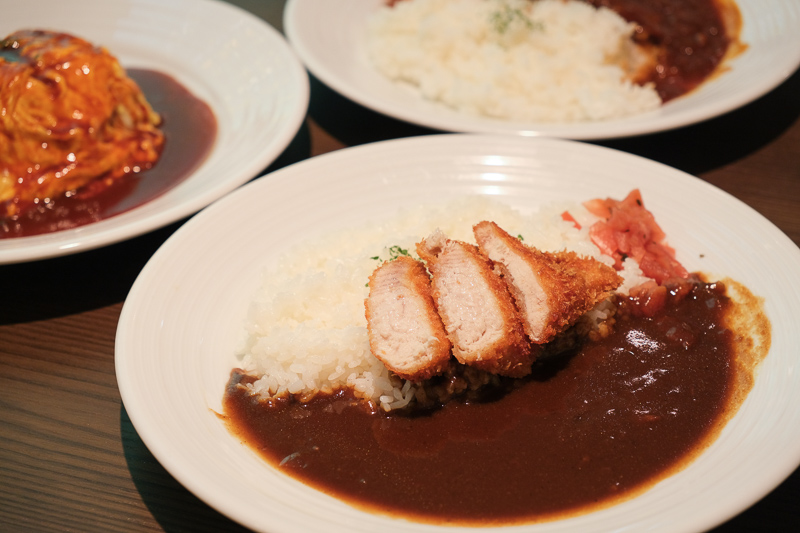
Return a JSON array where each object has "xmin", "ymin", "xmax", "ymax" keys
[
  {"xmin": 237, "ymin": 197, "xmax": 649, "ymax": 411},
  {"xmin": 365, "ymin": 0, "xmax": 662, "ymax": 122}
]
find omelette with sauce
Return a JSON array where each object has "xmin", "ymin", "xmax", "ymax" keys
[{"xmin": 0, "ymin": 30, "xmax": 164, "ymax": 219}]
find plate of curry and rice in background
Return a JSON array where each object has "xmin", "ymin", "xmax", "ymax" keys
[
  {"xmin": 285, "ymin": 0, "xmax": 800, "ymax": 139},
  {"xmin": 0, "ymin": 0, "xmax": 308, "ymax": 264},
  {"xmin": 116, "ymin": 133, "xmax": 800, "ymax": 533}
]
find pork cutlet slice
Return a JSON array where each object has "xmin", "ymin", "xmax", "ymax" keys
[
  {"xmin": 417, "ymin": 230, "xmax": 534, "ymax": 378},
  {"xmin": 473, "ymin": 221, "xmax": 622, "ymax": 345},
  {"xmin": 365, "ymin": 255, "xmax": 451, "ymax": 381}
]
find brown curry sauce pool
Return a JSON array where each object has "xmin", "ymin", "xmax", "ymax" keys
[
  {"xmin": 223, "ymin": 278, "xmax": 769, "ymax": 525},
  {"xmin": 587, "ymin": 0, "xmax": 745, "ymax": 102}
]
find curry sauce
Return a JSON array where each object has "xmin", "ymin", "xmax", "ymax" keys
[
  {"xmin": 223, "ymin": 278, "xmax": 769, "ymax": 525},
  {"xmin": 586, "ymin": 0, "xmax": 744, "ymax": 101}
]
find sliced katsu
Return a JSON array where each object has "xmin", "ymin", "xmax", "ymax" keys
[
  {"xmin": 473, "ymin": 221, "xmax": 622, "ymax": 345},
  {"xmin": 416, "ymin": 230, "xmax": 534, "ymax": 378},
  {"xmin": 365, "ymin": 255, "xmax": 452, "ymax": 381}
]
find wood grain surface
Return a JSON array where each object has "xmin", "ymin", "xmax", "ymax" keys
[{"xmin": 1, "ymin": 1, "xmax": 799, "ymax": 531}]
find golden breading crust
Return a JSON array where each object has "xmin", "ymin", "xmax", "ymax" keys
[{"xmin": 474, "ymin": 221, "xmax": 622, "ymax": 344}]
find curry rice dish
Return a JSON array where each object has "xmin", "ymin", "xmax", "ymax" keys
[
  {"xmin": 223, "ymin": 192, "xmax": 769, "ymax": 525},
  {"xmin": 366, "ymin": 0, "xmax": 742, "ymax": 122}
]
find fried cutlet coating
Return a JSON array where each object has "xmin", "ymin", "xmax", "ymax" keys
[{"xmin": 474, "ymin": 221, "xmax": 622, "ymax": 344}]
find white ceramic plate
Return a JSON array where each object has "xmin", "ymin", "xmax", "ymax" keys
[
  {"xmin": 116, "ymin": 134, "xmax": 800, "ymax": 533},
  {"xmin": 284, "ymin": 0, "xmax": 800, "ymax": 140},
  {"xmin": 0, "ymin": 0, "xmax": 308, "ymax": 264}
]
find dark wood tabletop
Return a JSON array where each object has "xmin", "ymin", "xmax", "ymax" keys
[{"xmin": 1, "ymin": 1, "xmax": 799, "ymax": 531}]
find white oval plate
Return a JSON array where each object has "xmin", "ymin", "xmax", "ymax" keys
[
  {"xmin": 116, "ymin": 134, "xmax": 800, "ymax": 533},
  {"xmin": 0, "ymin": 0, "xmax": 309, "ymax": 264},
  {"xmin": 284, "ymin": 0, "xmax": 800, "ymax": 140}
]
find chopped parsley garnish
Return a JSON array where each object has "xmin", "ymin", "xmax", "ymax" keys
[
  {"xmin": 371, "ymin": 245, "xmax": 413, "ymax": 262},
  {"xmin": 388, "ymin": 245, "xmax": 411, "ymax": 260},
  {"xmin": 490, "ymin": 3, "xmax": 542, "ymax": 35},
  {"xmin": 367, "ymin": 245, "xmax": 417, "ymax": 287}
]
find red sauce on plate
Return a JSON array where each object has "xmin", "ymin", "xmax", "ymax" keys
[{"xmin": 0, "ymin": 69, "xmax": 217, "ymax": 239}]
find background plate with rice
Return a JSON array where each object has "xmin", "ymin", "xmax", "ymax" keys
[{"xmin": 284, "ymin": 0, "xmax": 800, "ymax": 139}]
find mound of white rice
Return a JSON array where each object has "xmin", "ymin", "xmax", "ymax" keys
[
  {"xmin": 366, "ymin": 0, "xmax": 661, "ymax": 122},
  {"xmin": 237, "ymin": 197, "xmax": 648, "ymax": 411}
]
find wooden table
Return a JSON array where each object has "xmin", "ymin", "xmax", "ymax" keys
[{"xmin": 2, "ymin": 1, "xmax": 799, "ymax": 531}]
